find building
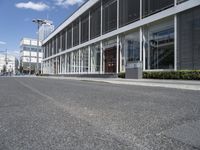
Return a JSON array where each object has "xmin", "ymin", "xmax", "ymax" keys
[
  {"xmin": 39, "ymin": 20, "xmax": 54, "ymax": 41},
  {"xmin": 0, "ymin": 54, "xmax": 18, "ymax": 75},
  {"xmin": 20, "ymin": 38, "xmax": 42, "ymax": 74},
  {"xmin": 42, "ymin": 0, "xmax": 200, "ymax": 78}
]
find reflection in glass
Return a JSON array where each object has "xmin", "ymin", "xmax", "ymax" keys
[
  {"xmin": 80, "ymin": 47, "xmax": 89, "ymax": 73},
  {"xmin": 146, "ymin": 27, "xmax": 174, "ymax": 70},
  {"xmin": 143, "ymin": 0, "xmax": 174, "ymax": 17},
  {"xmin": 73, "ymin": 50, "xmax": 79, "ymax": 73},
  {"xmin": 66, "ymin": 53, "xmax": 71, "ymax": 73},
  {"xmin": 123, "ymin": 32, "xmax": 140, "ymax": 65},
  {"xmin": 91, "ymin": 44, "xmax": 100, "ymax": 73},
  {"xmin": 102, "ymin": 0, "xmax": 117, "ymax": 34}
]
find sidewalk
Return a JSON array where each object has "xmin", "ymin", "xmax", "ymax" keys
[{"xmin": 38, "ymin": 76, "xmax": 200, "ymax": 91}]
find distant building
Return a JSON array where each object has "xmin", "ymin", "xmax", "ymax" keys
[
  {"xmin": 39, "ymin": 20, "xmax": 54, "ymax": 41},
  {"xmin": 20, "ymin": 38, "xmax": 43, "ymax": 74},
  {"xmin": 0, "ymin": 54, "xmax": 18, "ymax": 75}
]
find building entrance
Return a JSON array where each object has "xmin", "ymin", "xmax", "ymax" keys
[{"xmin": 104, "ymin": 46, "xmax": 117, "ymax": 73}]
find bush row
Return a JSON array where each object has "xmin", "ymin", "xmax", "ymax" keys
[
  {"xmin": 118, "ymin": 70, "xmax": 200, "ymax": 80},
  {"xmin": 143, "ymin": 70, "xmax": 200, "ymax": 80}
]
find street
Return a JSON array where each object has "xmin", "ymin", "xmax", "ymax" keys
[{"xmin": 0, "ymin": 77, "xmax": 200, "ymax": 150}]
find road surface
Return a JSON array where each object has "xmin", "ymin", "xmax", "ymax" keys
[{"xmin": 0, "ymin": 77, "xmax": 200, "ymax": 150}]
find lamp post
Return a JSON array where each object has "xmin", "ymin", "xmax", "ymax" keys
[{"xmin": 32, "ymin": 19, "xmax": 52, "ymax": 75}]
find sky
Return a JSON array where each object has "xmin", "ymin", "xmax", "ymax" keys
[{"xmin": 0, "ymin": 0, "xmax": 86, "ymax": 57}]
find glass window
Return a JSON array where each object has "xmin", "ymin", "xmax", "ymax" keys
[
  {"xmin": 127, "ymin": 40, "xmax": 139, "ymax": 62},
  {"xmin": 80, "ymin": 47, "xmax": 89, "ymax": 73},
  {"xmin": 119, "ymin": 0, "xmax": 140, "ymax": 27},
  {"xmin": 23, "ymin": 46, "xmax": 30, "ymax": 51},
  {"xmin": 123, "ymin": 32, "xmax": 140, "ymax": 64},
  {"xmin": 143, "ymin": 0, "xmax": 174, "ymax": 17},
  {"xmin": 57, "ymin": 56, "xmax": 60, "ymax": 74},
  {"xmin": 48, "ymin": 42, "xmax": 51, "ymax": 57},
  {"xmin": 53, "ymin": 58, "xmax": 56, "ymax": 74},
  {"xmin": 81, "ymin": 12, "xmax": 89, "ymax": 43},
  {"xmin": 61, "ymin": 54, "xmax": 65, "ymax": 74},
  {"xmin": 57, "ymin": 34, "xmax": 61, "ymax": 52},
  {"xmin": 144, "ymin": 21, "xmax": 174, "ymax": 70},
  {"xmin": 52, "ymin": 38, "xmax": 54, "ymax": 55},
  {"xmin": 102, "ymin": 0, "xmax": 117, "ymax": 34},
  {"xmin": 67, "ymin": 25, "xmax": 72, "ymax": 49},
  {"xmin": 73, "ymin": 20, "xmax": 79, "ymax": 46},
  {"xmin": 61, "ymin": 30, "xmax": 66, "ymax": 51},
  {"xmin": 53, "ymin": 37, "xmax": 56, "ymax": 54},
  {"xmin": 73, "ymin": 50, "xmax": 79, "ymax": 73},
  {"xmin": 177, "ymin": 6, "xmax": 200, "ymax": 70},
  {"xmin": 49, "ymin": 40, "xmax": 52, "ymax": 56},
  {"xmin": 91, "ymin": 43, "xmax": 100, "ymax": 73},
  {"xmin": 66, "ymin": 53, "xmax": 71, "ymax": 73},
  {"xmin": 45, "ymin": 44, "xmax": 48, "ymax": 58},
  {"xmin": 90, "ymin": 2, "xmax": 101, "ymax": 39}
]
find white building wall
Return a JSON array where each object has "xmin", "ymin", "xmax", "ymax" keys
[
  {"xmin": 0, "ymin": 54, "xmax": 17, "ymax": 74},
  {"xmin": 20, "ymin": 38, "xmax": 43, "ymax": 73}
]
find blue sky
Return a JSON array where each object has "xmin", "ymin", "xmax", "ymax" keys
[{"xmin": 0, "ymin": 0, "xmax": 85, "ymax": 56}]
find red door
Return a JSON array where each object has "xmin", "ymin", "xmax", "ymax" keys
[{"xmin": 104, "ymin": 46, "xmax": 117, "ymax": 73}]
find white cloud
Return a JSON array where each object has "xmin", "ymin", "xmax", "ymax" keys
[
  {"xmin": 0, "ymin": 41, "xmax": 6, "ymax": 45},
  {"xmin": 15, "ymin": 1, "xmax": 49, "ymax": 11},
  {"xmin": 54, "ymin": 0, "xmax": 85, "ymax": 7}
]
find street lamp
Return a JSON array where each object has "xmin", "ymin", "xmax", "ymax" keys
[{"xmin": 32, "ymin": 19, "xmax": 52, "ymax": 75}]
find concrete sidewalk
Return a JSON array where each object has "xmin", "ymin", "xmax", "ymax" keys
[{"xmin": 37, "ymin": 76, "xmax": 200, "ymax": 91}]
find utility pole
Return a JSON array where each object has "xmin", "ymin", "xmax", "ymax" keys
[
  {"xmin": 5, "ymin": 49, "xmax": 7, "ymax": 75},
  {"xmin": 29, "ymin": 47, "xmax": 31, "ymax": 75}
]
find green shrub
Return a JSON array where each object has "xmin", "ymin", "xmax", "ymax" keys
[
  {"xmin": 118, "ymin": 72, "xmax": 125, "ymax": 78},
  {"xmin": 143, "ymin": 70, "xmax": 200, "ymax": 80}
]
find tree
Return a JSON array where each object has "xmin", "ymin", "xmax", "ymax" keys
[{"xmin": 2, "ymin": 65, "xmax": 6, "ymax": 73}]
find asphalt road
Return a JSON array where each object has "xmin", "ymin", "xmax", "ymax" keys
[{"xmin": 0, "ymin": 77, "xmax": 200, "ymax": 150}]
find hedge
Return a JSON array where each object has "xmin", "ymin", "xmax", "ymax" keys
[
  {"xmin": 143, "ymin": 70, "xmax": 200, "ymax": 80},
  {"xmin": 118, "ymin": 70, "xmax": 200, "ymax": 80},
  {"xmin": 118, "ymin": 72, "xmax": 126, "ymax": 78}
]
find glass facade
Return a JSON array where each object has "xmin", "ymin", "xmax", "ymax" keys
[
  {"xmin": 144, "ymin": 20, "xmax": 174, "ymax": 70},
  {"xmin": 81, "ymin": 12, "xmax": 89, "ymax": 43},
  {"xmin": 119, "ymin": 0, "xmax": 140, "ymax": 27},
  {"xmin": 66, "ymin": 53, "xmax": 71, "ymax": 73},
  {"xmin": 61, "ymin": 54, "xmax": 65, "ymax": 74},
  {"xmin": 177, "ymin": 6, "xmax": 200, "ymax": 70},
  {"xmin": 142, "ymin": 0, "xmax": 174, "ymax": 17},
  {"xmin": 61, "ymin": 30, "xmax": 66, "ymax": 51},
  {"xmin": 73, "ymin": 50, "xmax": 79, "ymax": 73},
  {"xmin": 90, "ymin": 2, "xmax": 101, "ymax": 39},
  {"xmin": 91, "ymin": 43, "xmax": 100, "ymax": 73},
  {"xmin": 73, "ymin": 20, "xmax": 79, "ymax": 46},
  {"xmin": 67, "ymin": 25, "xmax": 72, "ymax": 49},
  {"xmin": 53, "ymin": 37, "xmax": 56, "ymax": 55},
  {"xmin": 123, "ymin": 32, "xmax": 140, "ymax": 65},
  {"xmin": 42, "ymin": 0, "xmax": 197, "ymax": 75},
  {"xmin": 102, "ymin": 0, "xmax": 117, "ymax": 34},
  {"xmin": 80, "ymin": 47, "xmax": 89, "ymax": 73},
  {"xmin": 57, "ymin": 34, "xmax": 61, "ymax": 52}
]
